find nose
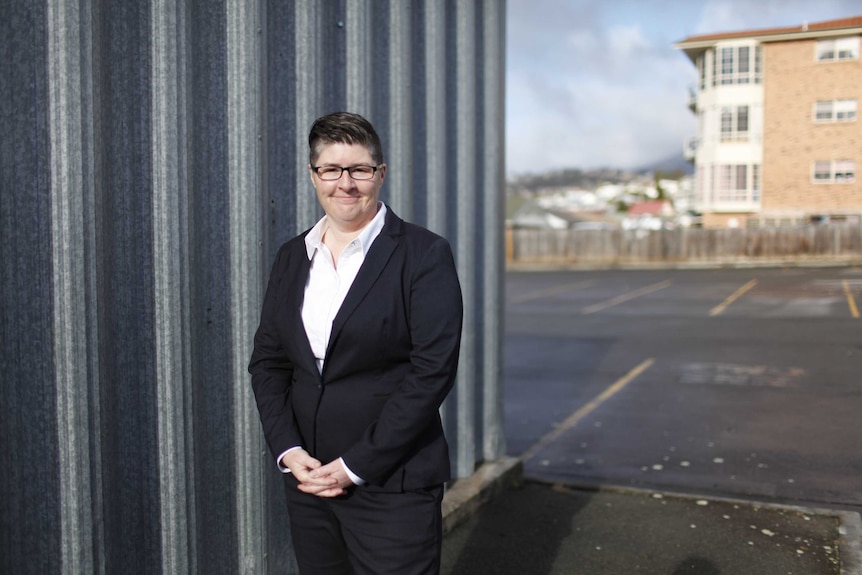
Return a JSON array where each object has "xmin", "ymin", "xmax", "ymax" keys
[{"xmin": 336, "ymin": 170, "xmax": 358, "ymax": 185}]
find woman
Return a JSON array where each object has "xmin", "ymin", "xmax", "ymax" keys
[{"xmin": 249, "ymin": 112, "xmax": 463, "ymax": 574}]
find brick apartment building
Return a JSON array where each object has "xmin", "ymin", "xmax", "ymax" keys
[{"xmin": 675, "ymin": 15, "xmax": 862, "ymax": 228}]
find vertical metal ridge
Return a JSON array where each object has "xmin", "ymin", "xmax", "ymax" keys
[
  {"xmin": 481, "ymin": 0, "xmax": 506, "ymax": 462},
  {"xmin": 227, "ymin": 0, "xmax": 266, "ymax": 572},
  {"xmin": 423, "ymin": 0, "xmax": 447, "ymax": 236},
  {"xmin": 150, "ymin": 0, "xmax": 194, "ymax": 572},
  {"xmin": 79, "ymin": 2, "xmax": 104, "ymax": 570},
  {"xmin": 386, "ymin": 0, "xmax": 412, "ymax": 219},
  {"xmin": 454, "ymin": 0, "xmax": 477, "ymax": 478},
  {"xmin": 47, "ymin": 0, "xmax": 95, "ymax": 573},
  {"xmin": 423, "ymin": 1, "xmax": 448, "ymax": 434},
  {"xmin": 294, "ymin": 0, "xmax": 323, "ymax": 233},
  {"xmin": 345, "ymin": 0, "xmax": 372, "ymax": 117}
]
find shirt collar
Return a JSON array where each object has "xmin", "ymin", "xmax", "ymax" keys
[{"xmin": 304, "ymin": 202, "xmax": 387, "ymax": 260}]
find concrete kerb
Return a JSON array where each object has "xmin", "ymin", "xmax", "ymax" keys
[
  {"xmin": 838, "ymin": 507, "xmax": 862, "ymax": 575},
  {"xmin": 441, "ymin": 456, "xmax": 523, "ymax": 535}
]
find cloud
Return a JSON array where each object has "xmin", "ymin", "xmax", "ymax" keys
[{"xmin": 506, "ymin": 0, "xmax": 862, "ymax": 175}]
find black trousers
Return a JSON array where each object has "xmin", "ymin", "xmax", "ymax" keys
[{"xmin": 283, "ymin": 476, "xmax": 444, "ymax": 575}]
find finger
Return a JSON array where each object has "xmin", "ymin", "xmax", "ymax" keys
[
  {"xmin": 297, "ymin": 483, "xmax": 343, "ymax": 497},
  {"xmin": 312, "ymin": 487, "xmax": 345, "ymax": 498},
  {"xmin": 309, "ymin": 459, "xmax": 345, "ymax": 479},
  {"xmin": 297, "ymin": 472, "xmax": 338, "ymax": 486},
  {"xmin": 308, "ymin": 467, "xmax": 331, "ymax": 480},
  {"xmin": 282, "ymin": 449, "xmax": 322, "ymax": 471},
  {"xmin": 299, "ymin": 455, "xmax": 322, "ymax": 469}
]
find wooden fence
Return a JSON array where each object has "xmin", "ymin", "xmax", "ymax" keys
[{"xmin": 507, "ymin": 224, "xmax": 862, "ymax": 266}]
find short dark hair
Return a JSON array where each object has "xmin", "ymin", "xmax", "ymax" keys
[{"xmin": 308, "ymin": 112, "xmax": 384, "ymax": 165}]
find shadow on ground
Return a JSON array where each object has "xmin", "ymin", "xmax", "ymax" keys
[{"xmin": 442, "ymin": 481, "xmax": 590, "ymax": 575}]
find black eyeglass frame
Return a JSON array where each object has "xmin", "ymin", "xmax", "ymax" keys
[{"xmin": 310, "ymin": 165, "xmax": 382, "ymax": 181}]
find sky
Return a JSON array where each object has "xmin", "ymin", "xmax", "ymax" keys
[{"xmin": 505, "ymin": 0, "xmax": 862, "ymax": 175}]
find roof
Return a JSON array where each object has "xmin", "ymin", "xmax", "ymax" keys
[
  {"xmin": 677, "ymin": 15, "xmax": 862, "ymax": 44},
  {"xmin": 627, "ymin": 200, "xmax": 670, "ymax": 216},
  {"xmin": 675, "ymin": 15, "xmax": 862, "ymax": 59}
]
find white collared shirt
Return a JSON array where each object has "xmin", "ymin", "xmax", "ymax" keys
[{"xmin": 301, "ymin": 203, "xmax": 387, "ymax": 373}]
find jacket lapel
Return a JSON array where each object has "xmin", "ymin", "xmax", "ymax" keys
[
  {"xmin": 325, "ymin": 208, "xmax": 402, "ymax": 365},
  {"xmin": 284, "ymin": 242, "xmax": 320, "ymax": 377}
]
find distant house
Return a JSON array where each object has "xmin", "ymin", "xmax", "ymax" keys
[
  {"xmin": 675, "ymin": 15, "xmax": 862, "ymax": 228},
  {"xmin": 623, "ymin": 199, "xmax": 675, "ymax": 230},
  {"xmin": 509, "ymin": 199, "xmax": 619, "ymax": 230},
  {"xmin": 627, "ymin": 199, "xmax": 674, "ymax": 217},
  {"xmin": 509, "ymin": 200, "xmax": 570, "ymax": 229}
]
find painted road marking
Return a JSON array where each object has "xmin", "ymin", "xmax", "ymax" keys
[
  {"xmin": 519, "ymin": 358, "xmax": 655, "ymax": 463},
  {"xmin": 709, "ymin": 279, "xmax": 758, "ymax": 317},
  {"xmin": 508, "ymin": 280, "xmax": 595, "ymax": 305},
  {"xmin": 843, "ymin": 280, "xmax": 860, "ymax": 319},
  {"xmin": 581, "ymin": 280, "xmax": 672, "ymax": 314}
]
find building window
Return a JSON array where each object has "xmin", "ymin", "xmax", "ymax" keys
[
  {"xmin": 737, "ymin": 106, "xmax": 749, "ymax": 132},
  {"xmin": 720, "ymin": 105, "xmax": 749, "ymax": 141},
  {"xmin": 713, "ymin": 44, "xmax": 762, "ymax": 86},
  {"xmin": 835, "ymin": 160, "xmax": 855, "ymax": 182},
  {"xmin": 814, "ymin": 161, "xmax": 832, "ymax": 181},
  {"xmin": 816, "ymin": 37, "xmax": 860, "ymax": 61},
  {"xmin": 735, "ymin": 165, "xmax": 748, "ymax": 189},
  {"xmin": 814, "ymin": 99, "xmax": 857, "ymax": 122},
  {"xmin": 754, "ymin": 45, "xmax": 762, "ymax": 78},
  {"xmin": 714, "ymin": 163, "xmax": 758, "ymax": 202},
  {"xmin": 813, "ymin": 160, "xmax": 856, "ymax": 183},
  {"xmin": 720, "ymin": 47, "xmax": 733, "ymax": 85},
  {"xmin": 711, "ymin": 50, "xmax": 717, "ymax": 87},
  {"xmin": 737, "ymin": 46, "xmax": 750, "ymax": 84}
]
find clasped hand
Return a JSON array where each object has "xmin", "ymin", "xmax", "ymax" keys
[{"xmin": 281, "ymin": 448, "xmax": 353, "ymax": 498}]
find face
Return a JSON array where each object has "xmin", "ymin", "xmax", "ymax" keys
[{"xmin": 309, "ymin": 142, "xmax": 386, "ymax": 232}]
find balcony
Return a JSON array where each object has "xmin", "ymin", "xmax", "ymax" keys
[
  {"xmin": 684, "ymin": 137, "xmax": 698, "ymax": 162},
  {"xmin": 687, "ymin": 86, "xmax": 697, "ymax": 112}
]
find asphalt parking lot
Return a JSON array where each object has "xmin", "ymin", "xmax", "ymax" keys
[{"xmin": 443, "ymin": 265, "xmax": 862, "ymax": 574}]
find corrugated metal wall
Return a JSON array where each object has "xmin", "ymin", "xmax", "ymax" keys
[{"xmin": 0, "ymin": 0, "xmax": 506, "ymax": 573}]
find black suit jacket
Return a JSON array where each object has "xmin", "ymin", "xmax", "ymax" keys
[{"xmin": 249, "ymin": 206, "xmax": 463, "ymax": 492}]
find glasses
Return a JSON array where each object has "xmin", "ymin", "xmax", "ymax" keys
[{"xmin": 311, "ymin": 165, "xmax": 380, "ymax": 181}]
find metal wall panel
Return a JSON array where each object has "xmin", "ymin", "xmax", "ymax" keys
[{"xmin": 0, "ymin": 0, "xmax": 506, "ymax": 573}]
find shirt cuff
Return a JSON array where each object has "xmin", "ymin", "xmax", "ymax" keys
[
  {"xmin": 340, "ymin": 457, "xmax": 365, "ymax": 485},
  {"xmin": 276, "ymin": 446, "xmax": 302, "ymax": 474}
]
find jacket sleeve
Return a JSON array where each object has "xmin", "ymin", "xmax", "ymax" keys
[
  {"xmin": 341, "ymin": 235, "xmax": 463, "ymax": 484},
  {"xmin": 248, "ymin": 246, "xmax": 302, "ymax": 463}
]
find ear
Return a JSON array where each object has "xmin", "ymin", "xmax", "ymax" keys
[
  {"xmin": 377, "ymin": 163, "xmax": 387, "ymax": 183},
  {"xmin": 308, "ymin": 164, "xmax": 316, "ymax": 186}
]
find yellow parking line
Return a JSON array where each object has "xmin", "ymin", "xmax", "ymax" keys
[
  {"xmin": 581, "ymin": 280, "xmax": 672, "ymax": 314},
  {"xmin": 520, "ymin": 358, "xmax": 655, "ymax": 463},
  {"xmin": 709, "ymin": 279, "xmax": 758, "ymax": 317},
  {"xmin": 843, "ymin": 280, "xmax": 860, "ymax": 318},
  {"xmin": 508, "ymin": 280, "xmax": 595, "ymax": 304}
]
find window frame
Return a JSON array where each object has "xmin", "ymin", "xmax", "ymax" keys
[
  {"xmin": 719, "ymin": 105, "xmax": 750, "ymax": 142},
  {"xmin": 712, "ymin": 44, "xmax": 762, "ymax": 86},
  {"xmin": 712, "ymin": 163, "xmax": 759, "ymax": 203},
  {"xmin": 812, "ymin": 160, "xmax": 856, "ymax": 183},
  {"xmin": 816, "ymin": 37, "xmax": 860, "ymax": 62},
  {"xmin": 813, "ymin": 98, "xmax": 857, "ymax": 122}
]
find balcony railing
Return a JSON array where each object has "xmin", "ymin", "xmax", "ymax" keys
[{"xmin": 684, "ymin": 137, "xmax": 698, "ymax": 161}]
